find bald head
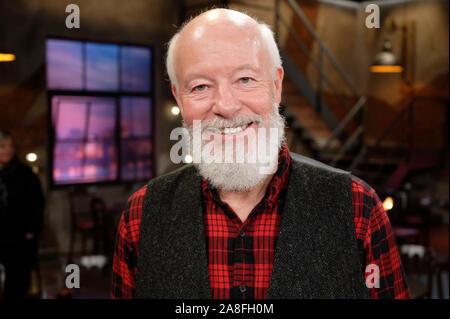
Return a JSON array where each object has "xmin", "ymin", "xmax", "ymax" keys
[{"xmin": 166, "ymin": 8, "xmax": 282, "ymax": 89}]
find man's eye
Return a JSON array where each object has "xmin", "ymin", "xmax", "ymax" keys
[
  {"xmin": 239, "ymin": 77, "xmax": 251, "ymax": 84},
  {"xmin": 193, "ymin": 85, "xmax": 207, "ymax": 92}
]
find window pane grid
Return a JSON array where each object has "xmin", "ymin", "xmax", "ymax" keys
[
  {"xmin": 47, "ymin": 38, "xmax": 153, "ymax": 185},
  {"xmin": 46, "ymin": 39, "xmax": 151, "ymax": 93}
]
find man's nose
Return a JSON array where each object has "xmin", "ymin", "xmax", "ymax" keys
[{"xmin": 212, "ymin": 83, "xmax": 241, "ymax": 118}]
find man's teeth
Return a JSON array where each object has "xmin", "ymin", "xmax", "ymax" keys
[{"xmin": 220, "ymin": 124, "xmax": 249, "ymax": 134}]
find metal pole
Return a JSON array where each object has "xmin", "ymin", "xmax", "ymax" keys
[
  {"xmin": 408, "ymin": 101, "xmax": 414, "ymax": 162},
  {"xmin": 317, "ymin": 47, "xmax": 323, "ymax": 114}
]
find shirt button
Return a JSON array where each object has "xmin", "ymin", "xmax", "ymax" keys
[
  {"xmin": 239, "ymin": 285, "xmax": 247, "ymax": 293},
  {"xmin": 240, "ymin": 231, "xmax": 245, "ymax": 237}
]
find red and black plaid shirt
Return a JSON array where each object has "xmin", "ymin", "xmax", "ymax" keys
[{"xmin": 111, "ymin": 143, "xmax": 411, "ymax": 299}]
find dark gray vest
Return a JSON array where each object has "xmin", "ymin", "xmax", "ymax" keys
[{"xmin": 135, "ymin": 153, "xmax": 370, "ymax": 298}]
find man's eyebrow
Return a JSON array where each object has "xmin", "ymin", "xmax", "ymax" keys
[
  {"xmin": 183, "ymin": 64, "xmax": 259, "ymax": 88},
  {"xmin": 233, "ymin": 64, "xmax": 259, "ymax": 73},
  {"xmin": 183, "ymin": 74, "xmax": 212, "ymax": 88}
]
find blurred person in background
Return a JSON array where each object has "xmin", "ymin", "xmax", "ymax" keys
[{"xmin": 0, "ymin": 130, "xmax": 44, "ymax": 298}]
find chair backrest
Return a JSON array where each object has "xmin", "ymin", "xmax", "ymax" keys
[
  {"xmin": 68, "ymin": 187, "xmax": 94, "ymax": 224},
  {"xmin": 90, "ymin": 197, "xmax": 106, "ymax": 227},
  {"xmin": 400, "ymin": 244, "xmax": 438, "ymax": 298}
]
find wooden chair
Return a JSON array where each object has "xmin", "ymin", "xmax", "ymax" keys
[
  {"xmin": 400, "ymin": 245, "xmax": 439, "ymax": 298},
  {"xmin": 67, "ymin": 189, "xmax": 107, "ymax": 263},
  {"xmin": 435, "ymin": 255, "xmax": 449, "ymax": 299},
  {"xmin": 28, "ymin": 257, "xmax": 43, "ymax": 298}
]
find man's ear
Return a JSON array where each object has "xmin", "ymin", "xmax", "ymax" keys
[
  {"xmin": 171, "ymin": 84, "xmax": 184, "ymax": 114},
  {"xmin": 274, "ymin": 67, "xmax": 284, "ymax": 105}
]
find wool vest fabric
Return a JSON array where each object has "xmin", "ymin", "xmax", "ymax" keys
[{"xmin": 135, "ymin": 153, "xmax": 370, "ymax": 298}]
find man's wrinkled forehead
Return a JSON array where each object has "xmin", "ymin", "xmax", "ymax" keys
[
  {"xmin": 176, "ymin": 9, "xmax": 260, "ymax": 51},
  {"xmin": 189, "ymin": 9, "xmax": 256, "ymax": 37}
]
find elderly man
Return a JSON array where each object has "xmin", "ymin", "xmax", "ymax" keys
[{"xmin": 111, "ymin": 8, "xmax": 410, "ymax": 299}]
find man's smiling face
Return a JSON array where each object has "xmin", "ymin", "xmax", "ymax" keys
[
  {"xmin": 171, "ymin": 10, "xmax": 283, "ymax": 144},
  {"xmin": 169, "ymin": 9, "xmax": 285, "ymax": 191}
]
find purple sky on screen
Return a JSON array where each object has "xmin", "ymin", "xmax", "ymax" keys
[
  {"xmin": 53, "ymin": 142, "xmax": 83, "ymax": 181},
  {"xmin": 52, "ymin": 96, "xmax": 116, "ymax": 140},
  {"xmin": 47, "ymin": 39, "xmax": 152, "ymax": 93},
  {"xmin": 121, "ymin": 140, "xmax": 152, "ymax": 180},
  {"xmin": 86, "ymin": 42, "xmax": 119, "ymax": 91},
  {"xmin": 88, "ymin": 102, "xmax": 116, "ymax": 139},
  {"xmin": 53, "ymin": 141, "xmax": 118, "ymax": 184},
  {"xmin": 46, "ymin": 39, "xmax": 83, "ymax": 90},
  {"xmin": 52, "ymin": 96, "xmax": 120, "ymax": 184},
  {"xmin": 54, "ymin": 101, "xmax": 87, "ymax": 139},
  {"xmin": 121, "ymin": 97, "xmax": 151, "ymax": 137},
  {"xmin": 121, "ymin": 46, "xmax": 151, "ymax": 92}
]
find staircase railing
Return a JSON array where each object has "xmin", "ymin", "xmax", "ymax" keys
[{"xmin": 277, "ymin": 0, "xmax": 367, "ymax": 164}]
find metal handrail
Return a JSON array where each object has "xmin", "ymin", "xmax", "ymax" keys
[
  {"xmin": 280, "ymin": 0, "xmax": 367, "ymax": 162},
  {"xmin": 286, "ymin": 0, "xmax": 361, "ymax": 97},
  {"xmin": 321, "ymin": 96, "xmax": 367, "ymax": 152},
  {"xmin": 331, "ymin": 125, "xmax": 364, "ymax": 166},
  {"xmin": 278, "ymin": 15, "xmax": 353, "ymax": 112}
]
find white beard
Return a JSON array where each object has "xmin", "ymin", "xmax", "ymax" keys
[{"xmin": 183, "ymin": 103, "xmax": 286, "ymax": 192}]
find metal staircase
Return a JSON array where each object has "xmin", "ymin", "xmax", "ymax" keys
[{"xmin": 274, "ymin": 0, "xmax": 367, "ymax": 168}]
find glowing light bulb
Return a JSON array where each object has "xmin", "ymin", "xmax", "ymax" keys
[
  {"xmin": 171, "ymin": 106, "xmax": 180, "ymax": 116},
  {"xmin": 26, "ymin": 152, "xmax": 37, "ymax": 162},
  {"xmin": 383, "ymin": 196, "xmax": 394, "ymax": 211},
  {"xmin": 184, "ymin": 154, "xmax": 193, "ymax": 163}
]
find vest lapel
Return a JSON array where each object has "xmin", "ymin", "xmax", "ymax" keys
[
  {"xmin": 136, "ymin": 166, "xmax": 211, "ymax": 298},
  {"xmin": 166, "ymin": 169, "xmax": 211, "ymax": 298}
]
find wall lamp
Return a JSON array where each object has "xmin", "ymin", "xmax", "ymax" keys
[
  {"xmin": 0, "ymin": 53, "xmax": 16, "ymax": 62},
  {"xmin": 371, "ymin": 38, "xmax": 403, "ymax": 73}
]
